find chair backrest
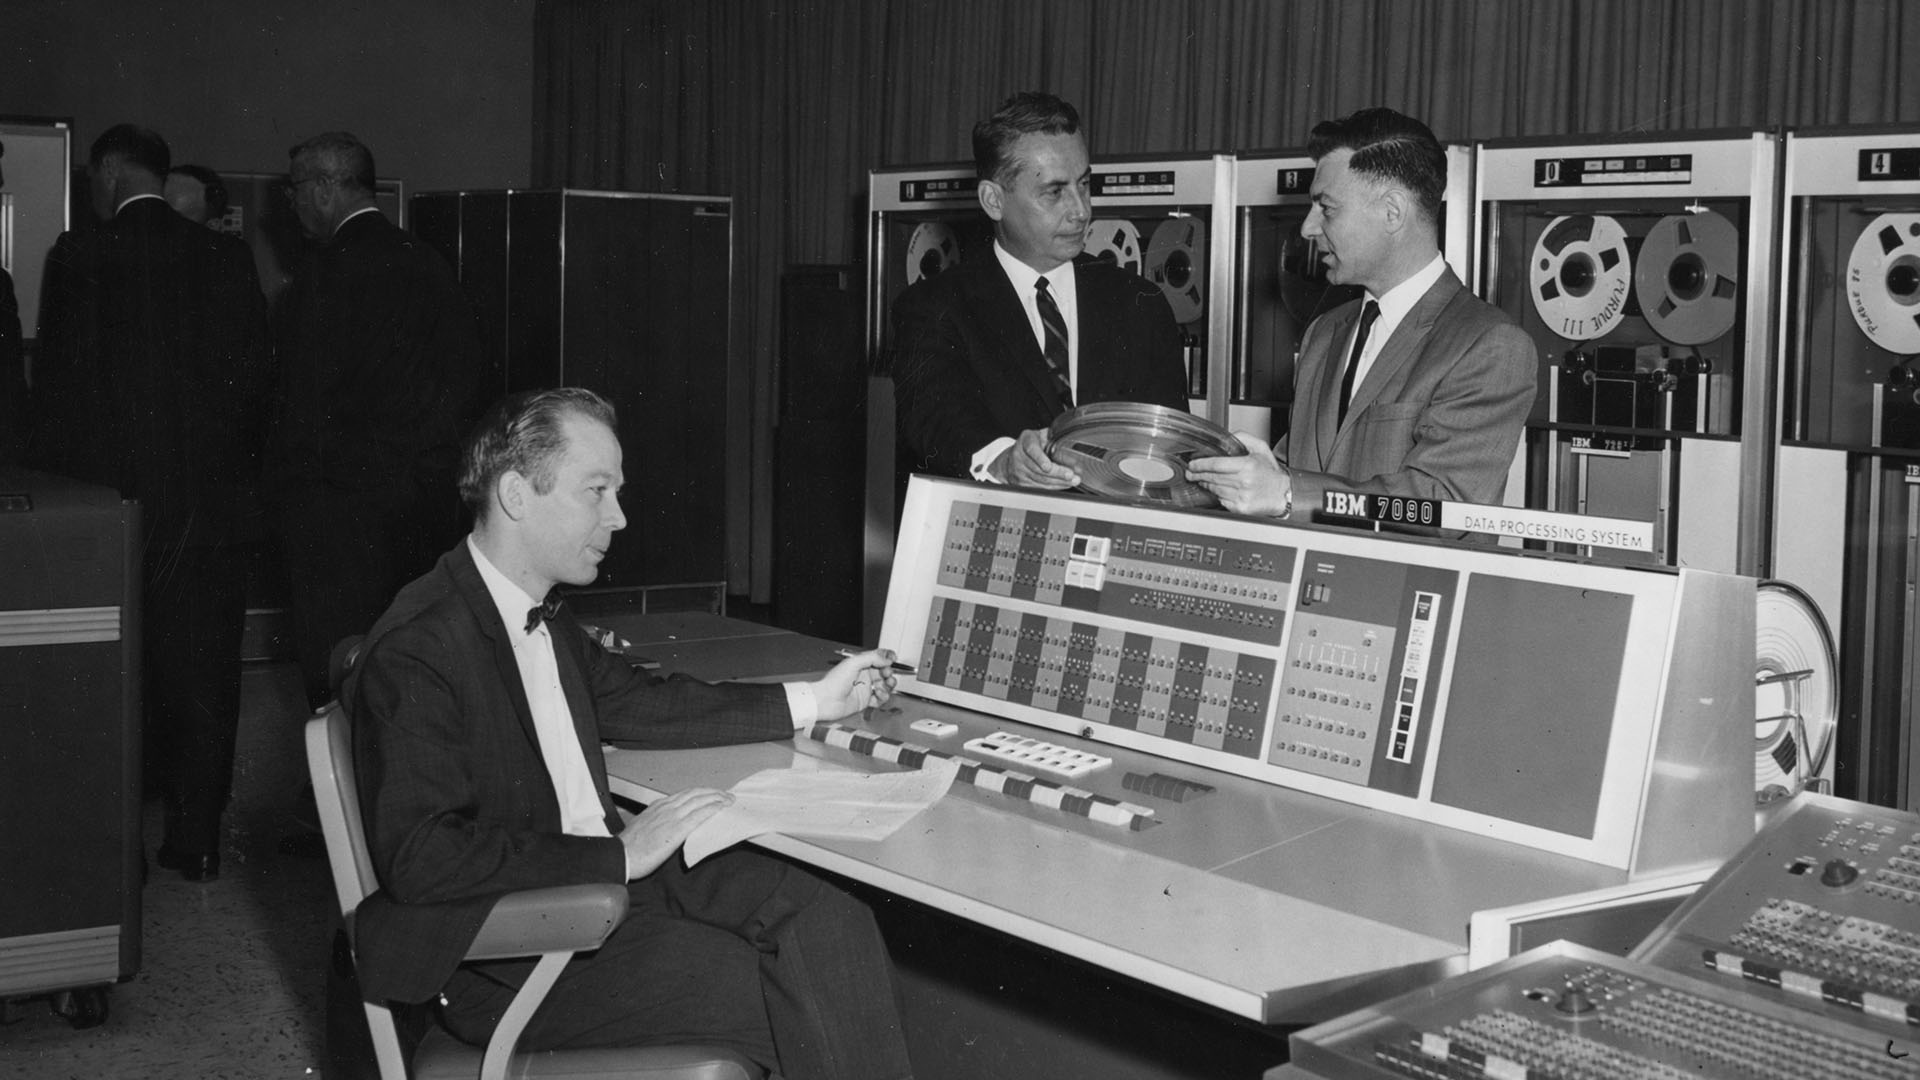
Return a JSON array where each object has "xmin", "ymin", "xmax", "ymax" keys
[
  {"xmin": 308, "ymin": 702, "xmax": 382, "ymax": 924},
  {"xmin": 307, "ymin": 701, "xmax": 415, "ymax": 1080}
]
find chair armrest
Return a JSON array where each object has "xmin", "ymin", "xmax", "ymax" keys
[{"xmin": 464, "ymin": 883, "xmax": 630, "ymax": 962}]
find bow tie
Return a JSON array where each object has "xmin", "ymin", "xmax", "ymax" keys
[{"xmin": 524, "ymin": 595, "xmax": 563, "ymax": 634}]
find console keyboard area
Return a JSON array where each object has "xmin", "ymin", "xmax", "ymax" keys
[
  {"xmin": 964, "ymin": 731, "xmax": 1112, "ymax": 779},
  {"xmin": 1376, "ymin": 985, "xmax": 1911, "ymax": 1080},
  {"xmin": 1716, "ymin": 899, "xmax": 1920, "ymax": 1006},
  {"xmin": 1286, "ymin": 940, "xmax": 1919, "ymax": 1080}
]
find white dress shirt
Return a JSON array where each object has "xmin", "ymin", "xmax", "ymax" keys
[
  {"xmin": 970, "ymin": 243, "xmax": 1082, "ymax": 481},
  {"xmin": 470, "ymin": 539, "xmax": 612, "ymax": 837},
  {"xmin": 1345, "ymin": 253, "xmax": 1448, "ymax": 395}
]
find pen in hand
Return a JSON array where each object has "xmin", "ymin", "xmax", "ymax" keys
[{"xmin": 834, "ymin": 648, "xmax": 916, "ymax": 675}]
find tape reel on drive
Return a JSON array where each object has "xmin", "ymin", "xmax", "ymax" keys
[
  {"xmin": 1847, "ymin": 212, "xmax": 1920, "ymax": 354},
  {"xmin": 1145, "ymin": 217, "xmax": 1208, "ymax": 324},
  {"xmin": 1530, "ymin": 214, "xmax": 1633, "ymax": 341},
  {"xmin": 1754, "ymin": 580, "xmax": 1837, "ymax": 807},
  {"xmin": 905, "ymin": 222, "xmax": 960, "ymax": 286},
  {"xmin": 1086, "ymin": 220, "xmax": 1144, "ymax": 275},
  {"xmin": 1636, "ymin": 210, "xmax": 1740, "ymax": 346},
  {"xmin": 1047, "ymin": 402, "xmax": 1246, "ymax": 509}
]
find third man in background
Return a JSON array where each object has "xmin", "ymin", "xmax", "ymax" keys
[
  {"xmin": 891, "ymin": 91, "xmax": 1189, "ymax": 490},
  {"xmin": 266, "ymin": 131, "xmax": 480, "ymax": 710},
  {"xmin": 1187, "ymin": 107, "xmax": 1534, "ymax": 524}
]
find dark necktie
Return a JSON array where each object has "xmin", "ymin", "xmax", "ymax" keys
[
  {"xmin": 1034, "ymin": 277, "xmax": 1074, "ymax": 408},
  {"xmin": 524, "ymin": 594, "xmax": 563, "ymax": 634},
  {"xmin": 1337, "ymin": 299, "xmax": 1382, "ymax": 428}
]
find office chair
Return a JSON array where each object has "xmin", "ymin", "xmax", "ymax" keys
[{"xmin": 306, "ymin": 642, "xmax": 765, "ymax": 1080}]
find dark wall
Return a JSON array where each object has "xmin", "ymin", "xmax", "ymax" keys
[{"xmin": 0, "ymin": 0, "xmax": 533, "ymax": 194}]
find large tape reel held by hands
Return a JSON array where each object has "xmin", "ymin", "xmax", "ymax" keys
[{"xmin": 1047, "ymin": 402, "xmax": 1246, "ymax": 509}]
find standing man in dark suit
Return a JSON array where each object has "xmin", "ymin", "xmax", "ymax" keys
[
  {"xmin": 349, "ymin": 388, "xmax": 914, "ymax": 1079},
  {"xmin": 30, "ymin": 124, "xmax": 271, "ymax": 879},
  {"xmin": 892, "ymin": 91, "xmax": 1189, "ymax": 488},
  {"xmin": 267, "ymin": 131, "xmax": 480, "ymax": 710},
  {"xmin": 1188, "ymin": 108, "xmax": 1534, "ymax": 522}
]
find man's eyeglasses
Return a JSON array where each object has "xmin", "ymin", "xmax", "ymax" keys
[{"xmin": 277, "ymin": 177, "xmax": 327, "ymax": 197}]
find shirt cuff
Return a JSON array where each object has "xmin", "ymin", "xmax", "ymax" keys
[
  {"xmin": 783, "ymin": 681, "xmax": 818, "ymax": 730},
  {"xmin": 969, "ymin": 437, "xmax": 1017, "ymax": 483}
]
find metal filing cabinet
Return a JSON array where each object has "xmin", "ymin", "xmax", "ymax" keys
[{"xmin": 0, "ymin": 469, "xmax": 139, "ymax": 1026}]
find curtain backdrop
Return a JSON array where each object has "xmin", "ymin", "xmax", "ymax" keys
[{"xmin": 532, "ymin": 0, "xmax": 1920, "ymax": 597}]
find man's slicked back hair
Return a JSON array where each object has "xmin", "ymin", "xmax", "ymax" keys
[
  {"xmin": 1307, "ymin": 107, "xmax": 1447, "ymax": 226},
  {"xmin": 459, "ymin": 388, "xmax": 618, "ymax": 523},
  {"xmin": 973, "ymin": 91, "xmax": 1082, "ymax": 184},
  {"xmin": 90, "ymin": 124, "xmax": 170, "ymax": 177}
]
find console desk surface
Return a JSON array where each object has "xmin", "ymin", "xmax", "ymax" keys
[{"xmin": 595, "ymin": 612, "xmax": 1624, "ymax": 1025}]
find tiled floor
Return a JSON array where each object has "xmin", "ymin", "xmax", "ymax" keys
[{"xmin": 0, "ymin": 662, "xmax": 336, "ymax": 1079}]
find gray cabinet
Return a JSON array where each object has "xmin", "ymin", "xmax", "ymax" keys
[{"xmin": 413, "ymin": 190, "xmax": 732, "ymax": 597}]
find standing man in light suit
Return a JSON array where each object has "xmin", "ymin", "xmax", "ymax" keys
[
  {"xmin": 891, "ymin": 91, "xmax": 1189, "ymax": 489},
  {"xmin": 1189, "ymin": 107, "xmax": 1534, "ymax": 523}
]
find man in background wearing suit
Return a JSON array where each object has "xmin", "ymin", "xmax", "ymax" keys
[
  {"xmin": 31, "ymin": 124, "xmax": 271, "ymax": 880},
  {"xmin": 1188, "ymin": 107, "xmax": 1534, "ymax": 522},
  {"xmin": 349, "ymin": 388, "xmax": 914, "ymax": 1079},
  {"xmin": 892, "ymin": 91, "xmax": 1189, "ymax": 489},
  {"xmin": 267, "ymin": 131, "xmax": 480, "ymax": 711}
]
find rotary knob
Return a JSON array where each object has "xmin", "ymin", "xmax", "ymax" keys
[
  {"xmin": 1554, "ymin": 988, "xmax": 1598, "ymax": 1015},
  {"xmin": 1820, "ymin": 858, "xmax": 1860, "ymax": 888}
]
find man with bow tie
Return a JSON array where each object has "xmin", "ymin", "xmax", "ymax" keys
[
  {"xmin": 346, "ymin": 388, "xmax": 915, "ymax": 1079},
  {"xmin": 1188, "ymin": 108, "xmax": 1534, "ymax": 527}
]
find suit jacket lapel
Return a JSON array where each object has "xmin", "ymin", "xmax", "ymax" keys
[
  {"xmin": 1333, "ymin": 270, "xmax": 1464, "ymax": 450},
  {"xmin": 448, "ymin": 544, "xmax": 544, "ymax": 756},
  {"xmin": 1072, "ymin": 263, "xmax": 1110, "ymax": 400},
  {"xmin": 971, "ymin": 256, "xmax": 1069, "ymax": 414},
  {"xmin": 1315, "ymin": 303, "xmax": 1363, "ymax": 455}
]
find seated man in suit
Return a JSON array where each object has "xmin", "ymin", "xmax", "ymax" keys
[
  {"xmin": 1188, "ymin": 107, "xmax": 1535, "ymax": 523},
  {"xmin": 892, "ymin": 91, "xmax": 1190, "ymax": 489},
  {"xmin": 347, "ymin": 388, "xmax": 914, "ymax": 1080}
]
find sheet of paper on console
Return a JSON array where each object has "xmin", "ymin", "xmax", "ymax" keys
[{"xmin": 682, "ymin": 755, "xmax": 962, "ymax": 866}]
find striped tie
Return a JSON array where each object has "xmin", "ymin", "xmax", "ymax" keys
[{"xmin": 1035, "ymin": 277, "xmax": 1074, "ymax": 408}]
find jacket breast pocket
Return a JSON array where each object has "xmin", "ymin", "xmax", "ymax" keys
[{"xmin": 1355, "ymin": 402, "xmax": 1422, "ymax": 458}]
